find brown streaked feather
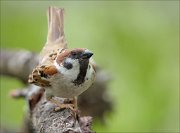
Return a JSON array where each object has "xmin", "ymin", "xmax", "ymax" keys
[
  {"xmin": 56, "ymin": 49, "xmax": 71, "ymax": 64},
  {"xmin": 28, "ymin": 74, "xmax": 50, "ymax": 87},
  {"xmin": 28, "ymin": 66, "xmax": 52, "ymax": 87},
  {"xmin": 43, "ymin": 65, "xmax": 58, "ymax": 76}
]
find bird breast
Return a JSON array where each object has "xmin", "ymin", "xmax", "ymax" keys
[
  {"xmin": 46, "ymin": 70, "xmax": 94, "ymax": 98},
  {"xmin": 45, "ymin": 59, "xmax": 95, "ymax": 98}
]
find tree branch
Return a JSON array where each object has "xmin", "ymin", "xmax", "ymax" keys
[
  {"xmin": 10, "ymin": 85, "xmax": 94, "ymax": 133},
  {"xmin": 0, "ymin": 49, "xmax": 38, "ymax": 83}
]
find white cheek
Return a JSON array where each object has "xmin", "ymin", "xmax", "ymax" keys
[
  {"xmin": 85, "ymin": 64, "xmax": 95, "ymax": 82},
  {"xmin": 86, "ymin": 59, "xmax": 95, "ymax": 80},
  {"xmin": 54, "ymin": 58, "xmax": 80, "ymax": 81}
]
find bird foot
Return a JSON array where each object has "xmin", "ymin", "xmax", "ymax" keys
[
  {"xmin": 54, "ymin": 103, "xmax": 79, "ymax": 120},
  {"xmin": 54, "ymin": 103, "xmax": 75, "ymax": 111},
  {"xmin": 49, "ymin": 97, "xmax": 79, "ymax": 120}
]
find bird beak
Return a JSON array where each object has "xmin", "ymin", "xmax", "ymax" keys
[{"xmin": 82, "ymin": 50, "xmax": 93, "ymax": 59}]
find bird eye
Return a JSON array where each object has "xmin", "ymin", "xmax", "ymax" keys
[
  {"xmin": 63, "ymin": 61, "xmax": 73, "ymax": 70},
  {"xmin": 71, "ymin": 52, "xmax": 77, "ymax": 56}
]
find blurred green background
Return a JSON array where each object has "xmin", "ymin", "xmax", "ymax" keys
[{"xmin": 0, "ymin": 1, "xmax": 179, "ymax": 132}]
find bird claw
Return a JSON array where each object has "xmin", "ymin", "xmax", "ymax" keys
[
  {"xmin": 53, "ymin": 103, "xmax": 79, "ymax": 120},
  {"xmin": 54, "ymin": 103, "xmax": 75, "ymax": 112},
  {"xmin": 49, "ymin": 98, "xmax": 78, "ymax": 120}
]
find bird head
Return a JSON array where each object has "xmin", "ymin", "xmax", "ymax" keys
[{"xmin": 54, "ymin": 48, "xmax": 94, "ymax": 84}]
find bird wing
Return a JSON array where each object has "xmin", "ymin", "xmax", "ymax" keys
[
  {"xmin": 28, "ymin": 65, "xmax": 58, "ymax": 87},
  {"xmin": 39, "ymin": 7, "xmax": 67, "ymax": 64}
]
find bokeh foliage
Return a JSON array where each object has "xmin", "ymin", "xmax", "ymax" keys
[{"xmin": 0, "ymin": 1, "xmax": 179, "ymax": 132}]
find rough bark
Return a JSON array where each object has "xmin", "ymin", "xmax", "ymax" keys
[{"xmin": 9, "ymin": 84, "xmax": 94, "ymax": 133}]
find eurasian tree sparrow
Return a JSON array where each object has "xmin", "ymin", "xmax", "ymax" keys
[{"xmin": 28, "ymin": 7, "xmax": 96, "ymax": 111}]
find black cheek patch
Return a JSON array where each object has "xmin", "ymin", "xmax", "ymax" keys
[
  {"xmin": 63, "ymin": 62, "xmax": 73, "ymax": 70},
  {"xmin": 73, "ymin": 60, "xmax": 89, "ymax": 86}
]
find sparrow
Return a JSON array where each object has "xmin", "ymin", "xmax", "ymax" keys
[{"xmin": 28, "ymin": 7, "xmax": 96, "ymax": 111}]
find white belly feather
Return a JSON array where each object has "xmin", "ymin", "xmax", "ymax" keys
[{"xmin": 45, "ymin": 58, "xmax": 95, "ymax": 98}]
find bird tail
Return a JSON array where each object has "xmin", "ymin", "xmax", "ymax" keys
[
  {"xmin": 39, "ymin": 7, "xmax": 67, "ymax": 63},
  {"xmin": 46, "ymin": 6, "xmax": 67, "ymax": 48}
]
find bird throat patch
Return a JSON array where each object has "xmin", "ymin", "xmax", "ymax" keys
[{"xmin": 72, "ymin": 60, "xmax": 89, "ymax": 86}]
